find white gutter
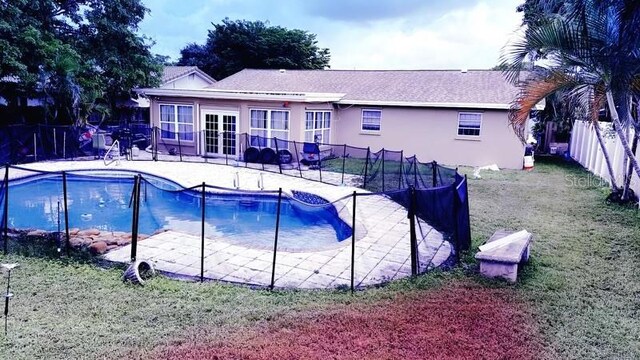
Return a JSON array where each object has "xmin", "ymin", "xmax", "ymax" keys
[
  {"xmin": 337, "ymin": 99, "xmax": 546, "ymax": 111},
  {"xmin": 136, "ymin": 88, "xmax": 346, "ymax": 103}
]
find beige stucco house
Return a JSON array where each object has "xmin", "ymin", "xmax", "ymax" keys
[{"xmin": 138, "ymin": 68, "xmax": 536, "ymax": 169}]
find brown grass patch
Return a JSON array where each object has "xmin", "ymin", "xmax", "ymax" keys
[{"xmin": 159, "ymin": 283, "xmax": 546, "ymax": 359}]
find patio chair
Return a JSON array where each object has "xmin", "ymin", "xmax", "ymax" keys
[
  {"xmin": 92, "ymin": 132, "xmax": 117, "ymax": 158},
  {"xmin": 300, "ymin": 142, "xmax": 321, "ymax": 169}
]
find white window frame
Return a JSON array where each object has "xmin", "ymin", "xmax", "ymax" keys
[
  {"xmin": 305, "ymin": 110, "xmax": 331, "ymax": 143},
  {"xmin": 361, "ymin": 109, "xmax": 382, "ymax": 132},
  {"xmin": 159, "ymin": 103, "xmax": 194, "ymax": 141},
  {"xmin": 249, "ymin": 108, "xmax": 290, "ymax": 147},
  {"xmin": 457, "ymin": 112, "xmax": 482, "ymax": 137}
]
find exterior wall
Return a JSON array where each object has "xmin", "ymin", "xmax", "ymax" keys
[
  {"xmin": 161, "ymin": 74, "xmax": 213, "ymax": 89},
  {"xmin": 149, "ymin": 97, "xmax": 335, "ymax": 157},
  {"xmin": 149, "ymin": 97, "xmax": 525, "ymax": 169},
  {"xmin": 333, "ymin": 106, "xmax": 525, "ymax": 169}
]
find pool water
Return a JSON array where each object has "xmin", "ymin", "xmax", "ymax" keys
[{"xmin": 7, "ymin": 172, "xmax": 352, "ymax": 250}]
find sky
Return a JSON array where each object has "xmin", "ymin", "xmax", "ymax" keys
[{"xmin": 138, "ymin": 0, "xmax": 525, "ymax": 70}]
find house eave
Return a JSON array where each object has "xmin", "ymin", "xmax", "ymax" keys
[
  {"xmin": 136, "ymin": 87, "xmax": 544, "ymax": 111},
  {"xmin": 136, "ymin": 88, "xmax": 345, "ymax": 103},
  {"xmin": 337, "ymin": 99, "xmax": 538, "ymax": 110}
]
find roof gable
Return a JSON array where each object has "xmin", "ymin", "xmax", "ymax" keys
[{"xmin": 162, "ymin": 66, "xmax": 216, "ymax": 86}]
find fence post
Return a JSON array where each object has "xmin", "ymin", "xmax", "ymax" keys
[
  {"xmin": 294, "ymin": 141, "xmax": 303, "ymax": 178},
  {"xmin": 53, "ymin": 128, "xmax": 57, "ymax": 157},
  {"xmin": 413, "ymin": 156, "xmax": 418, "ymax": 187},
  {"xmin": 464, "ymin": 175, "xmax": 471, "ymax": 250},
  {"xmin": 341, "ymin": 144, "xmax": 347, "ymax": 185},
  {"xmin": 409, "ymin": 186, "xmax": 418, "ymax": 275},
  {"xmin": 452, "ymin": 180, "xmax": 460, "ymax": 262},
  {"xmin": 381, "ymin": 149, "xmax": 386, "ymax": 192},
  {"xmin": 3, "ymin": 165, "xmax": 8, "ymax": 255},
  {"xmin": 398, "ymin": 151, "xmax": 404, "ymax": 189},
  {"xmin": 432, "ymin": 161, "xmax": 438, "ymax": 188},
  {"xmin": 33, "ymin": 133, "xmax": 37, "ymax": 162},
  {"xmin": 224, "ymin": 132, "xmax": 229, "ymax": 166},
  {"xmin": 318, "ymin": 145, "xmax": 323, "ymax": 183},
  {"xmin": 177, "ymin": 133, "xmax": 183, "ymax": 162},
  {"xmin": 363, "ymin": 147, "xmax": 370, "ymax": 189},
  {"xmin": 275, "ymin": 138, "xmax": 282, "ymax": 174},
  {"xmin": 202, "ymin": 130, "xmax": 208, "ymax": 163},
  {"xmin": 151, "ymin": 127, "xmax": 156, "ymax": 161},
  {"xmin": 259, "ymin": 136, "xmax": 265, "ymax": 172},
  {"xmin": 62, "ymin": 171, "xmax": 71, "ymax": 256},
  {"xmin": 350, "ymin": 191, "xmax": 357, "ymax": 293},
  {"xmin": 200, "ymin": 182, "xmax": 206, "ymax": 282},
  {"xmin": 270, "ymin": 188, "xmax": 283, "ymax": 290},
  {"xmin": 130, "ymin": 175, "xmax": 141, "ymax": 262}
]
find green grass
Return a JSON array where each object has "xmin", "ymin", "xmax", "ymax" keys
[
  {"xmin": 0, "ymin": 156, "xmax": 639, "ymax": 358},
  {"xmin": 463, "ymin": 156, "xmax": 640, "ymax": 359}
]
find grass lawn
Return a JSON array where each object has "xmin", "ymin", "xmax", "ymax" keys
[{"xmin": 0, "ymin": 157, "xmax": 639, "ymax": 359}]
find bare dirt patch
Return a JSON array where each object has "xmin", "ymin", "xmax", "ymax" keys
[{"xmin": 159, "ymin": 282, "xmax": 547, "ymax": 360}]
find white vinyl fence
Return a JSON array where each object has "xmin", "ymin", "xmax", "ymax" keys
[{"xmin": 570, "ymin": 120, "xmax": 640, "ymax": 196}]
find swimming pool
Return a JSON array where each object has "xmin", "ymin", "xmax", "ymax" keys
[{"xmin": 7, "ymin": 171, "xmax": 352, "ymax": 250}]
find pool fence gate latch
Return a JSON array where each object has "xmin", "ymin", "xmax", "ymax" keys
[{"xmin": 123, "ymin": 260, "xmax": 156, "ymax": 285}]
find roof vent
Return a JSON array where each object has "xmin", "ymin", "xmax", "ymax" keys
[
  {"xmin": 460, "ymin": 68, "xmax": 468, "ymax": 73},
  {"xmin": 279, "ymin": 69, "xmax": 286, "ymax": 73}
]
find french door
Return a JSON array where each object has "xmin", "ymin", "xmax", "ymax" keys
[{"xmin": 202, "ymin": 110, "xmax": 238, "ymax": 156}]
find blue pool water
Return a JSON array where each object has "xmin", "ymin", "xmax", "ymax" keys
[{"xmin": 7, "ymin": 172, "xmax": 352, "ymax": 250}]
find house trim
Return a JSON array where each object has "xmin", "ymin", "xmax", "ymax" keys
[
  {"xmin": 164, "ymin": 68, "xmax": 217, "ymax": 85},
  {"xmin": 138, "ymin": 88, "xmax": 345, "ymax": 103}
]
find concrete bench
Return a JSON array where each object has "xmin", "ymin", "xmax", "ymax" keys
[{"xmin": 475, "ymin": 229, "xmax": 532, "ymax": 283}]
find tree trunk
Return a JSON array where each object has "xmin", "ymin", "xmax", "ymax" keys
[
  {"xmin": 606, "ymin": 91, "xmax": 640, "ymax": 180},
  {"xmin": 592, "ymin": 121, "xmax": 619, "ymax": 190},
  {"xmin": 621, "ymin": 131, "xmax": 638, "ymax": 200}
]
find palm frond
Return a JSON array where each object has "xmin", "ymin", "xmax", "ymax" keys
[{"xmin": 509, "ymin": 69, "xmax": 579, "ymax": 141}]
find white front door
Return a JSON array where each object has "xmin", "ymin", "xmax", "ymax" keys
[{"xmin": 201, "ymin": 110, "xmax": 238, "ymax": 157}]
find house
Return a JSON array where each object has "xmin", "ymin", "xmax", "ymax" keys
[
  {"xmin": 138, "ymin": 69, "xmax": 537, "ymax": 169},
  {"xmin": 120, "ymin": 66, "xmax": 218, "ymax": 125}
]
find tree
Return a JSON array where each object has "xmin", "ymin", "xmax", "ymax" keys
[
  {"xmin": 177, "ymin": 19, "xmax": 331, "ymax": 80},
  {"xmin": 0, "ymin": 0, "xmax": 162, "ymax": 125},
  {"xmin": 502, "ymin": 0, "xmax": 640, "ymax": 198}
]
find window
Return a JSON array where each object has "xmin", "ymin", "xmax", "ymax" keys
[
  {"xmin": 361, "ymin": 109, "xmax": 381, "ymax": 131},
  {"xmin": 160, "ymin": 104, "xmax": 194, "ymax": 141},
  {"xmin": 249, "ymin": 109, "xmax": 289, "ymax": 147},
  {"xmin": 457, "ymin": 112, "xmax": 482, "ymax": 136},
  {"xmin": 305, "ymin": 111, "xmax": 331, "ymax": 143}
]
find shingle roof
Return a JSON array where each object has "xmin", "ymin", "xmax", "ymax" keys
[
  {"xmin": 210, "ymin": 69, "xmax": 517, "ymax": 106},
  {"xmin": 162, "ymin": 66, "xmax": 216, "ymax": 84}
]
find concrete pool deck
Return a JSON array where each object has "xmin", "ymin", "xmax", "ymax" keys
[{"xmin": 15, "ymin": 160, "xmax": 453, "ymax": 289}]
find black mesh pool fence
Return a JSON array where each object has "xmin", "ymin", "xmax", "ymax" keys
[
  {"xmin": 0, "ymin": 124, "xmax": 471, "ymax": 264},
  {"xmin": 0, "ymin": 164, "xmax": 468, "ymax": 287}
]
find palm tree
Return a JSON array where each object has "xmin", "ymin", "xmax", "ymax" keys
[{"xmin": 501, "ymin": 0, "xmax": 640, "ymax": 195}]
